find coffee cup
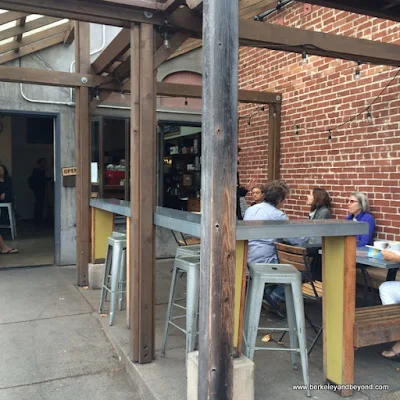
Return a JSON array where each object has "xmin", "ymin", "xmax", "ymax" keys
[
  {"xmin": 388, "ymin": 242, "xmax": 400, "ymax": 252},
  {"xmin": 374, "ymin": 241, "xmax": 389, "ymax": 250}
]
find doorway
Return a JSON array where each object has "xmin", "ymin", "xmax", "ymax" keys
[{"xmin": 0, "ymin": 113, "xmax": 55, "ymax": 268}]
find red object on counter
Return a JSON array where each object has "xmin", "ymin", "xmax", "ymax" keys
[{"xmin": 104, "ymin": 170, "xmax": 125, "ymax": 185}]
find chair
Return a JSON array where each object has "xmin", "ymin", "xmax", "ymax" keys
[
  {"xmin": 171, "ymin": 229, "xmax": 201, "ymax": 247},
  {"xmin": 275, "ymin": 242, "xmax": 323, "ymax": 354},
  {"xmin": 0, "ymin": 203, "xmax": 17, "ymax": 240},
  {"xmin": 242, "ymin": 263, "xmax": 311, "ymax": 397},
  {"xmin": 99, "ymin": 232, "xmax": 127, "ymax": 326}
]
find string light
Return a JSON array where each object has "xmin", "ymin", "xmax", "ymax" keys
[
  {"xmin": 120, "ymin": 90, "xmax": 126, "ymax": 100},
  {"xmin": 295, "ymin": 124, "xmax": 300, "ymax": 136},
  {"xmin": 301, "ymin": 51, "xmax": 308, "ymax": 66},
  {"xmin": 184, "ymin": 97, "xmax": 188, "ymax": 106},
  {"xmin": 163, "ymin": 32, "xmax": 170, "ymax": 49},
  {"xmin": 366, "ymin": 109, "xmax": 373, "ymax": 122},
  {"xmin": 328, "ymin": 130, "xmax": 332, "ymax": 143},
  {"xmin": 238, "ymin": 105, "xmax": 268, "ymax": 126},
  {"xmin": 354, "ymin": 62, "xmax": 361, "ymax": 80}
]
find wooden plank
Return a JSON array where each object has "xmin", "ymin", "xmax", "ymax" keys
[
  {"xmin": 186, "ymin": 0, "xmax": 203, "ymax": 10},
  {"xmin": 154, "ymin": 32, "xmax": 189, "ymax": 69},
  {"xmin": 129, "ymin": 22, "xmax": 140, "ymax": 362},
  {"xmin": 0, "ymin": 65, "xmax": 114, "ymax": 87},
  {"xmin": 75, "ymin": 21, "xmax": 91, "ymax": 287},
  {"xmin": 0, "ymin": 21, "xmax": 70, "ymax": 55},
  {"xmin": 0, "ymin": 11, "xmax": 28, "ymax": 26},
  {"xmin": 137, "ymin": 22, "xmax": 156, "ymax": 364},
  {"xmin": 102, "ymin": 0, "xmax": 165, "ymax": 8},
  {"xmin": 0, "ymin": 0, "xmax": 166, "ymax": 28},
  {"xmin": 239, "ymin": 19, "xmax": 400, "ymax": 67},
  {"xmin": 113, "ymin": 56, "xmax": 131, "ymax": 83},
  {"xmin": 198, "ymin": 0, "xmax": 238, "ymax": 398},
  {"xmin": 0, "ymin": 16, "xmax": 61, "ymax": 42},
  {"xmin": 163, "ymin": 0, "xmax": 187, "ymax": 12},
  {"xmin": 0, "ymin": 32, "xmax": 66, "ymax": 65},
  {"xmin": 91, "ymin": 28, "xmax": 130, "ymax": 75},
  {"xmin": 14, "ymin": 16, "xmax": 27, "ymax": 51},
  {"xmin": 63, "ymin": 22, "xmax": 75, "ymax": 45}
]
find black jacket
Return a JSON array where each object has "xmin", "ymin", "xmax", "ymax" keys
[
  {"xmin": 236, "ymin": 171, "xmax": 248, "ymax": 220},
  {"xmin": 0, "ymin": 178, "xmax": 12, "ymax": 203}
]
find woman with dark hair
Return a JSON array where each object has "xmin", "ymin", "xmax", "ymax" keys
[
  {"xmin": 306, "ymin": 188, "xmax": 332, "ymax": 220},
  {"xmin": 0, "ymin": 164, "xmax": 12, "ymax": 203},
  {"xmin": 250, "ymin": 184, "xmax": 265, "ymax": 206}
]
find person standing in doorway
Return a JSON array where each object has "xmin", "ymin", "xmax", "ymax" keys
[{"xmin": 28, "ymin": 158, "xmax": 47, "ymax": 228}]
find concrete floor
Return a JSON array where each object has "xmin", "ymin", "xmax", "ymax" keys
[
  {"xmin": 0, "ymin": 266, "xmax": 140, "ymax": 400},
  {"xmin": 0, "ymin": 221, "xmax": 54, "ymax": 268},
  {"xmin": 80, "ymin": 259, "xmax": 400, "ymax": 400}
]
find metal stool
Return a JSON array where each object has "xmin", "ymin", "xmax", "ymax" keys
[
  {"xmin": 161, "ymin": 256, "xmax": 200, "ymax": 358},
  {"xmin": 0, "ymin": 203, "xmax": 17, "ymax": 240},
  {"xmin": 243, "ymin": 263, "xmax": 311, "ymax": 398},
  {"xmin": 176, "ymin": 244, "xmax": 201, "ymax": 258},
  {"xmin": 99, "ymin": 232, "xmax": 127, "ymax": 326}
]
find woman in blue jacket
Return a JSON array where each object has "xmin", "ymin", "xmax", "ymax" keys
[{"xmin": 346, "ymin": 191, "xmax": 375, "ymax": 247}]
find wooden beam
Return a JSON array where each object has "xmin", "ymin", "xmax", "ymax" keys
[
  {"xmin": 0, "ymin": 33, "xmax": 66, "ymax": 65},
  {"xmin": 163, "ymin": 0, "xmax": 186, "ymax": 13},
  {"xmin": 136, "ymin": 22, "xmax": 156, "ymax": 364},
  {"xmin": 75, "ymin": 21, "xmax": 91, "ymax": 287},
  {"xmin": 239, "ymin": 19, "xmax": 400, "ymax": 66},
  {"xmin": 129, "ymin": 22, "xmax": 140, "ymax": 362},
  {"xmin": 0, "ymin": 11, "xmax": 27, "ymax": 26},
  {"xmin": 112, "ymin": 56, "xmax": 131, "ymax": 83},
  {"xmin": 63, "ymin": 22, "xmax": 75, "ymax": 45},
  {"xmin": 102, "ymin": 0, "xmax": 164, "ymax": 8},
  {"xmin": 0, "ymin": 22, "xmax": 70, "ymax": 55},
  {"xmin": 267, "ymin": 103, "xmax": 281, "ymax": 181},
  {"xmin": 14, "ymin": 16, "xmax": 27, "ymax": 52},
  {"xmin": 0, "ymin": 0, "xmax": 166, "ymax": 28},
  {"xmin": 0, "ymin": 16, "xmax": 61, "ymax": 43},
  {"xmin": 91, "ymin": 28, "xmax": 130, "ymax": 75},
  {"xmin": 198, "ymin": 0, "xmax": 238, "ymax": 398},
  {"xmin": 0, "ymin": 65, "xmax": 114, "ymax": 88},
  {"xmin": 154, "ymin": 32, "xmax": 189, "ymax": 69},
  {"xmin": 295, "ymin": 0, "xmax": 400, "ymax": 23},
  {"xmin": 186, "ymin": 0, "xmax": 203, "ymax": 10}
]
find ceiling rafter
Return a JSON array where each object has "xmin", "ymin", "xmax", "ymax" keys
[
  {"xmin": 0, "ymin": 11, "xmax": 28, "ymax": 25},
  {"xmin": 0, "ymin": 16, "xmax": 61, "ymax": 43},
  {"xmin": 63, "ymin": 22, "xmax": 75, "ymax": 45},
  {"xmin": 13, "ymin": 16, "xmax": 27, "ymax": 53},
  {"xmin": 0, "ymin": 21, "xmax": 71, "ymax": 56}
]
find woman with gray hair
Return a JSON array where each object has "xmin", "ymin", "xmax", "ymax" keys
[{"xmin": 345, "ymin": 191, "xmax": 375, "ymax": 247}]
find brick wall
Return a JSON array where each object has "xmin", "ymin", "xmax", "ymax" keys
[{"xmin": 238, "ymin": 2, "xmax": 400, "ymax": 241}]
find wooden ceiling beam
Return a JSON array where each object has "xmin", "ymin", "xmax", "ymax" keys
[
  {"xmin": 154, "ymin": 32, "xmax": 189, "ymax": 68},
  {"xmin": 163, "ymin": 0, "xmax": 187, "ymax": 13},
  {"xmin": 295, "ymin": 0, "xmax": 400, "ymax": 22},
  {"xmin": 0, "ymin": 16, "xmax": 61, "ymax": 43},
  {"xmin": 186, "ymin": 0, "xmax": 203, "ymax": 11},
  {"xmin": 14, "ymin": 16, "xmax": 27, "ymax": 52},
  {"xmin": 0, "ymin": 21, "xmax": 70, "ymax": 55},
  {"xmin": 0, "ymin": 64, "xmax": 115, "ymax": 87},
  {"xmin": 63, "ymin": 22, "xmax": 75, "ymax": 45},
  {"xmin": 0, "ymin": 0, "xmax": 166, "ymax": 28},
  {"xmin": 239, "ymin": 19, "xmax": 400, "ymax": 66},
  {"xmin": 91, "ymin": 28, "xmax": 130, "ymax": 75},
  {"xmin": 0, "ymin": 11, "xmax": 28, "ymax": 25},
  {"xmin": 0, "ymin": 33, "xmax": 68, "ymax": 65},
  {"xmin": 101, "ymin": 0, "xmax": 165, "ymax": 9}
]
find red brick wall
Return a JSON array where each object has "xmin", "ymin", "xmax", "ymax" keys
[{"xmin": 238, "ymin": 2, "xmax": 400, "ymax": 241}]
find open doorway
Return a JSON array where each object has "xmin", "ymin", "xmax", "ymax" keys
[{"xmin": 0, "ymin": 113, "xmax": 55, "ymax": 268}]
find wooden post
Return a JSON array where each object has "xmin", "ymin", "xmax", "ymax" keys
[
  {"xmin": 268, "ymin": 102, "xmax": 281, "ymax": 181},
  {"xmin": 129, "ymin": 22, "xmax": 140, "ymax": 362},
  {"xmin": 129, "ymin": 22, "xmax": 156, "ymax": 364},
  {"xmin": 75, "ymin": 21, "xmax": 90, "ymax": 286},
  {"xmin": 199, "ymin": 0, "xmax": 239, "ymax": 399}
]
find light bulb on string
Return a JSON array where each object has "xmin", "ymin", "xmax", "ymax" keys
[
  {"xmin": 328, "ymin": 130, "xmax": 332, "ymax": 143},
  {"xmin": 366, "ymin": 109, "xmax": 373, "ymax": 122},
  {"xmin": 301, "ymin": 51, "xmax": 308, "ymax": 66},
  {"xmin": 120, "ymin": 90, "xmax": 126, "ymax": 100},
  {"xmin": 295, "ymin": 124, "xmax": 300, "ymax": 136}
]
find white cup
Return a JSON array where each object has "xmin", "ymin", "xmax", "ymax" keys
[
  {"xmin": 374, "ymin": 240, "xmax": 389, "ymax": 250},
  {"xmin": 388, "ymin": 242, "xmax": 400, "ymax": 252}
]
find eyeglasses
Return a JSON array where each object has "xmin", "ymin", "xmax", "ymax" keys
[{"xmin": 348, "ymin": 199, "xmax": 359, "ymax": 204}]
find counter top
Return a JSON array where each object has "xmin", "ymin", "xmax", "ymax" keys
[
  {"xmin": 90, "ymin": 201, "xmax": 368, "ymax": 240},
  {"xmin": 90, "ymin": 198, "xmax": 131, "ymax": 217}
]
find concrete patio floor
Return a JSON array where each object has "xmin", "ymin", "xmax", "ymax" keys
[{"xmin": 80, "ymin": 259, "xmax": 400, "ymax": 400}]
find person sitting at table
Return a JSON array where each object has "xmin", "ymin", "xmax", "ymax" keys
[
  {"xmin": 346, "ymin": 191, "xmax": 375, "ymax": 247},
  {"xmin": 244, "ymin": 180, "xmax": 306, "ymax": 318},
  {"xmin": 379, "ymin": 249, "xmax": 400, "ymax": 361},
  {"xmin": 249, "ymin": 184, "xmax": 265, "ymax": 206}
]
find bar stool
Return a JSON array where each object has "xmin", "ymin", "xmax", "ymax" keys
[
  {"xmin": 176, "ymin": 244, "xmax": 201, "ymax": 258},
  {"xmin": 161, "ymin": 256, "xmax": 200, "ymax": 358},
  {"xmin": 0, "ymin": 203, "xmax": 17, "ymax": 240},
  {"xmin": 243, "ymin": 263, "xmax": 311, "ymax": 398},
  {"xmin": 99, "ymin": 232, "xmax": 127, "ymax": 326}
]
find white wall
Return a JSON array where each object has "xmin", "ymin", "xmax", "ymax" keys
[{"xmin": 11, "ymin": 115, "xmax": 53, "ymax": 220}]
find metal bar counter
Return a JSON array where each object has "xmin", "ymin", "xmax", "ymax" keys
[
  {"xmin": 153, "ymin": 206, "xmax": 368, "ymax": 239},
  {"xmin": 90, "ymin": 198, "xmax": 131, "ymax": 217}
]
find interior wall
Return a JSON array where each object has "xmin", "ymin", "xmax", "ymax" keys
[
  {"xmin": 0, "ymin": 116, "xmax": 12, "ymax": 174},
  {"xmin": 11, "ymin": 115, "xmax": 53, "ymax": 220}
]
